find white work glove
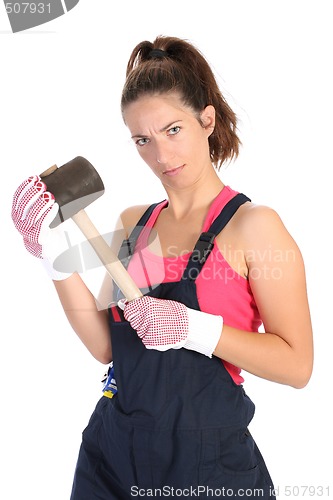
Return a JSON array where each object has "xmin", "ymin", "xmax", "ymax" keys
[
  {"xmin": 11, "ymin": 175, "xmax": 73, "ymax": 280},
  {"xmin": 119, "ymin": 296, "xmax": 223, "ymax": 358}
]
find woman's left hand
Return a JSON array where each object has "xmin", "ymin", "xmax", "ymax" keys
[{"xmin": 119, "ymin": 295, "xmax": 223, "ymax": 357}]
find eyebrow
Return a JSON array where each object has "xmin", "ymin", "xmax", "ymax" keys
[{"xmin": 131, "ymin": 120, "xmax": 183, "ymax": 139}]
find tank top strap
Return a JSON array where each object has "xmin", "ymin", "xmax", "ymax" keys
[{"xmin": 182, "ymin": 193, "xmax": 251, "ymax": 281}]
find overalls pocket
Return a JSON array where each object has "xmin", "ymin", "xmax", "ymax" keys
[
  {"xmin": 109, "ymin": 306, "xmax": 169, "ymax": 417},
  {"xmin": 70, "ymin": 398, "xmax": 108, "ymax": 499},
  {"xmin": 199, "ymin": 428, "xmax": 274, "ymax": 498},
  {"xmin": 81, "ymin": 397, "xmax": 107, "ymax": 453}
]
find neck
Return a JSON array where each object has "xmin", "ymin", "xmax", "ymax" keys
[{"xmin": 163, "ymin": 171, "xmax": 224, "ymax": 221}]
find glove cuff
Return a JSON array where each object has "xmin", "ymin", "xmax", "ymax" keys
[
  {"xmin": 41, "ymin": 257, "xmax": 73, "ymax": 281},
  {"xmin": 41, "ymin": 222, "xmax": 75, "ymax": 281},
  {"xmin": 184, "ymin": 307, "xmax": 223, "ymax": 358}
]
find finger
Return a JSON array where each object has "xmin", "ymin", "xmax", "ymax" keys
[
  {"xmin": 12, "ymin": 175, "xmax": 40, "ymax": 210},
  {"xmin": 35, "ymin": 192, "xmax": 57, "ymax": 222},
  {"xmin": 23, "ymin": 191, "xmax": 56, "ymax": 228},
  {"xmin": 40, "ymin": 198, "xmax": 59, "ymax": 228},
  {"xmin": 117, "ymin": 298, "xmax": 128, "ymax": 310},
  {"xmin": 13, "ymin": 178, "xmax": 47, "ymax": 222},
  {"xmin": 20, "ymin": 180, "xmax": 48, "ymax": 219}
]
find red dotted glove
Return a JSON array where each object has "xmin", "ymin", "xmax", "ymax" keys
[
  {"xmin": 11, "ymin": 175, "xmax": 72, "ymax": 280},
  {"xmin": 120, "ymin": 295, "xmax": 223, "ymax": 357}
]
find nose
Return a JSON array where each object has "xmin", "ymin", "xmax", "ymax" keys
[{"xmin": 155, "ymin": 139, "xmax": 174, "ymax": 166}]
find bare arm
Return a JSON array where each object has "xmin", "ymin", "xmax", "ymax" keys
[
  {"xmin": 52, "ymin": 205, "xmax": 150, "ymax": 363},
  {"xmin": 53, "ymin": 273, "xmax": 112, "ymax": 364},
  {"xmin": 213, "ymin": 206, "xmax": 313, "ymax": 388}
]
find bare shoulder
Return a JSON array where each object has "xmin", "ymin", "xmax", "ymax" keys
[
  {"xmin": 235, "ymin": 202, "xmax": 302, "ymax": 259},
  {"xmin": 105, "ymin": 204, "xmax": 152, "ymax": 259},
  {"xmin": 237, "ymin": 203, "xmax": 286, "ymax": 234},
  {"xmin": 119, "ymin": 204, "xmax": 152, "ymax": 235}
]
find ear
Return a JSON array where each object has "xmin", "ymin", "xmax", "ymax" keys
[{"xmin": 200, "ymin": 105, "xmax": 215, "ymax": 136}]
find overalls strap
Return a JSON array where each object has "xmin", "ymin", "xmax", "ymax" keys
[
  {"xmin": 117, "ymin": 193, "xmax": 250, "ymax": 276},
  {"xmin": 182, "ymin": 193, "xmax": 251, "ymax": 281},
  {"xmin": 117, "ymin": 201, "xmax": 165, "ymax": 264}
]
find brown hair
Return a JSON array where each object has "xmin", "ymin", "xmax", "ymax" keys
[{"xmin": 121, "ymin": 36, "xmax": 241, "ymax": 169}]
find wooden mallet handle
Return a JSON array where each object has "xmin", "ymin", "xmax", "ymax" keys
[{"xmin": 40, "ymin": 161, "xmax": 143, "ymax": 301}]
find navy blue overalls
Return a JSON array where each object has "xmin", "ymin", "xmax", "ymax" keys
[{"xmin": 70, "ymin": 193, "xmax": 275, "ymax": 499}]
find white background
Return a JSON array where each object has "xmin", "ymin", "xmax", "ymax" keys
[{"xmin": 1, "ymin": 1, "xmax": 332, "ymax": 499}]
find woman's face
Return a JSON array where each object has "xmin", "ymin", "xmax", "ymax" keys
[{"xmin": 123, "ymin": 93, "xmax": 215, "ymax": 190}]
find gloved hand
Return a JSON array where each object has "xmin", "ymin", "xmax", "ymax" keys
[
  {"xmin": 119, "ymin": 296, "xmax": 223, "ymax": 358},
  {"xmin": 11, "ymin": 175, "xmax": 72, "ymax": 280}
]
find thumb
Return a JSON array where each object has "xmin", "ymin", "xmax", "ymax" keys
[{"xmin": 117, "ymin": 298, "xmax": 127, "ymax": 311}]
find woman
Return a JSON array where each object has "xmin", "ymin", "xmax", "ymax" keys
[{"xmin": 12, "ymin": 36, "xmax": 313, "ymax": 499}]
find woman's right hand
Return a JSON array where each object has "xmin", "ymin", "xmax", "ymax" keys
[
  {"xmin": 11, "ymin": 175, "xmax": 59, "ymax": 258},
  {"xmin": 12, "ymin": 176, "xmax": 112, "ymax": 361},
  {"xmin": 11, "ymin": 175, "xmax": 72, "ymax": 280}
]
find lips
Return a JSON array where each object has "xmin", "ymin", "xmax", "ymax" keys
[{"xmin": 163, "ymin": 165, "xmax": 185, "ymax": 176}]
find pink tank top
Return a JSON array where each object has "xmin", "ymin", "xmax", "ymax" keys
[{"xmin": 127, "ymin": 186, "xmax": 262, "ymax": 384}]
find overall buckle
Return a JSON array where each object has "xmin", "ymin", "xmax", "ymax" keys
[{"xmin": 192, "ymin": 232, "xmax": 216, "ymax": 264}]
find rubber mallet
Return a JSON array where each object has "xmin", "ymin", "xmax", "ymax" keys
[{"xmin": 40, "ymin": 156, "xmax": 143, "ymax": 301}]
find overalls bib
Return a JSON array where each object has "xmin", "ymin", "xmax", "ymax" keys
[{"xmin": 70, "ymin": 193, "xmax": 276, "ymax": 499}]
